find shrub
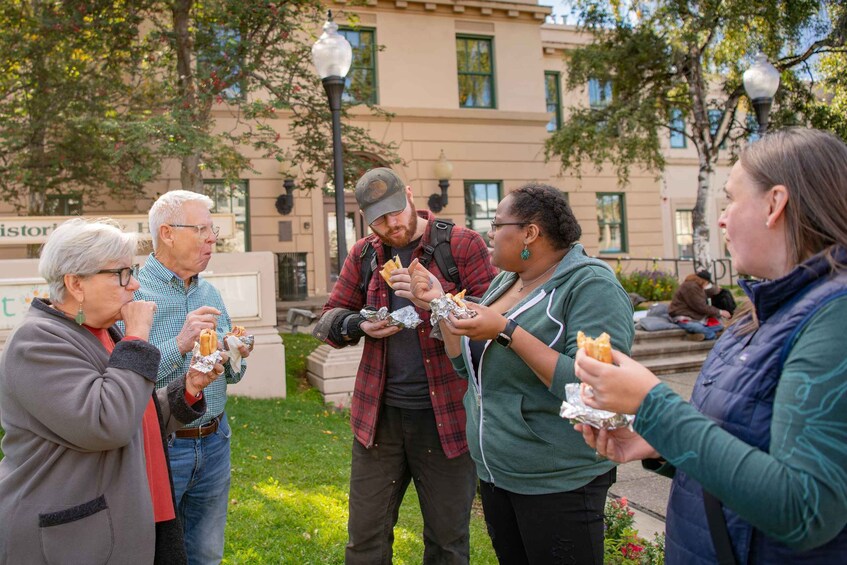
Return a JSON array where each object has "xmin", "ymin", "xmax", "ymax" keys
[
  {"xmin": 604, "ymin": 497, "xmax": 665, "ymax": 565},
  {"xmin": 615, "ymin": 261, "xmax": 679, "ymax": 302}
]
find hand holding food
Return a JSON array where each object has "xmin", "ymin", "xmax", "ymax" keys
[
  {"xmin": 380, "ymin": 255, "xmax": 402, "ymax": 288},
  {"xmin": 191, "ymin": 328, "xmax": 224, "ymax": 374},
  {"xmin": 199, "ymin": 328, "xmax": 218, "ymax": 356},
  {"xmin": 577, "ymin": 331, "xmax": 612, "ymax": 364}
]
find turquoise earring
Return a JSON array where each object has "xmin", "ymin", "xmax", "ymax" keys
[
  {"xmin": 520, "ymin": 244, "xmax": 531, "ymax": 261},
  {"xmin": 75, "ymin": 300, "xmax": 86, "ymax": 325}
]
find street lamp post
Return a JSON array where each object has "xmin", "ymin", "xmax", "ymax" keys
[
  {"xmin": 312, "ymin": 10, "xmax": 353, "ymax": 267},
  {"xmin": 743, "ymin": 52, "xmax": 780, "ymax": 136}
]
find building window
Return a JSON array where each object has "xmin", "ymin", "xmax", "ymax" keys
[
  {"xmin": 339, "ymin": 28, "xmax": 377, "ymax": 105},
  {"xmin": 545, "ymin": 71, "xmax": 562, "ymax": 132},
  {"xmin": 675, "ymin": 209, "xmax": 694, "ymax": 259},
  {"xmin": 465, "ymin": 181, "xmax": 501, "ymax": 241},
  {"xmin": 670, "ymin": 108, "xmax": 687, "ymax": 148},
  {"xmin": 456, "ymin": 36, "xmax": 495, "ymax": 109},
  {"xmin": 45, "ymin": 193, "xmax": 83, "ymax": 216},
  {"xmin": 708, "ymin": 109, "xmax": 728, "ymax": 149},
  {"xmin": 596, "ymin": 193, "xmax": 626, "ymax": 253},
  {"xmin": 204, "ymin": 180, "xmax": 250, "ymax": 252},
  {"xmin": 588, "ymin": 78, "xmax": 612, "ymax": 108},
  {"xmin": 197, "ymin": 26, "xmax": 243, "ymax": 99}
]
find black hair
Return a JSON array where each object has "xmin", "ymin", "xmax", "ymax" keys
[{"xmin": 508, "ymin": 183, "xmax": 581, "ymax": 250}]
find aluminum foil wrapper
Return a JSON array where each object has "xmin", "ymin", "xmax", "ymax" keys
[
  {"xmin": 359, "ymin": 305, "xmax": 422, "ymax": 329},
  {"xmin": 428, "ymin": 295, "xmax": 476, "ymax": 340},
  {"xmin": 225, "ymin": 333, "xmax": 254, "ymax": 351},
  {"xmin": 559, "ymin": 383, "xmax": 634, "ymax": 430},
  {"xmin": 190, "ymin": 342, "xmax": 223, "ymax": 374}
]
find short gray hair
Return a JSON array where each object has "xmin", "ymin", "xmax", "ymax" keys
[
  {"xmin": 148, "ymin": 189, "xmax": 214, "ymax": 251},
  {"xmin": 39, "ymin": 218, "xmax": 139, "ymax": 303}
]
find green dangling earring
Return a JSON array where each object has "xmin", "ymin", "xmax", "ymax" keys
[
  {"xmin": 75, "ymin": 300, "xmax": 86, "ymax": 325},
  {"xmin": 520, "ymin": 244, "xmax": 531, "ymax": 261}
]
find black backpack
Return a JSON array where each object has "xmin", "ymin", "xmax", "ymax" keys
[
  {"xmin": 711, "ymin": 288, "xmax": 737, "ymax": 315},
  {"xmin": 358, "ymin": 219, "xmax": 461, "ymax": 295}
]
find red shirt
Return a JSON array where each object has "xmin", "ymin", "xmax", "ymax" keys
[
  {"xmin": 321, "ymin": 212, "xmax": 498, "ymax": 458},
  {"xmin": 85, "ymin": 327, "xmax": 195, "ymax": 522}
]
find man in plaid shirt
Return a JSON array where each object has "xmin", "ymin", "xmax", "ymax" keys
[{"xmin": 315, "ymin": 168, "xmax": 497, "ymax": 564}]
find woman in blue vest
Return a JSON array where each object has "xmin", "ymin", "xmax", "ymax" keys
[{"xmin": 574, "ymin": 127, "xmax": 847, "ymax": 564}]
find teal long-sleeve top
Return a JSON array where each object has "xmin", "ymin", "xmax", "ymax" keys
[{"xmin": 636, "ymin": 296, "xmax": 847, "ymax": 550}]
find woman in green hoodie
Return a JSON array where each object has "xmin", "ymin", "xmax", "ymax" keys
[{"xmin": 403, "ymin": 184, "xmax": 634, "ymax": 564}]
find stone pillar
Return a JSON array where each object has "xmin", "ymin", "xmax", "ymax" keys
[{"xmin": 306, "ymin": 342, "xmax": 363, "ymax": 407}]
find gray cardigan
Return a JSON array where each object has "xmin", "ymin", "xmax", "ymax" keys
[{"xmin": 0, "ymin": 299, "xmax": 204, "ymax": 564}]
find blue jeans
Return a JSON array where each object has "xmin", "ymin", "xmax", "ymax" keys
[
  {"xmin": 677, "ymin": 320, "xmax": 720, "ymax": 340},
  {"xmin": 168, "ymin": 413, "xmax": 232, "ymax": 565}
]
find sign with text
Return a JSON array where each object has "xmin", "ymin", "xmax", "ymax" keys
[{"xmin": 0, "ymin": 213, "xmax": 236, "ymax": 246}]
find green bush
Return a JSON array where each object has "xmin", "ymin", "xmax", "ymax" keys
[
  {"xmin": 604, "ymin": 497, "xmax": 665, "ymax": 565},
  {"xmin": 615, "ymin": 261, "xmax": 679, "ymax": 302}
]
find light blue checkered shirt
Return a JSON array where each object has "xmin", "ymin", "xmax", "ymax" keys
[{"xmin": 131, "ymin": 253, "xmax": 246, "ymax": 427}]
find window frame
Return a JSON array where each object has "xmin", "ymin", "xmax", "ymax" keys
[
  {"xmin": 588, "ymin": 77, "xmax": 612, "ymax": 109},
  {"xmin": 45, "ymin": 192, "xmax": 83, "ymax": 216},
  {"xmin": 464, "ymin": 180, "xmax": 502, "ymax": 242},
  {"xmin": 203, "ymin": 180, "xmax": 251, "ymax": 252},
  {"xmin": 545, "ymin": 71, "xmax": 562, "ymax": 132},
  {"xmin": 338, "ymin": 26, "xmax": 378, "ymax": 105},
  {"xmin": 596, "ymin": 192, "xmax": 627, "ymax": 253},
  {"xmin": 708, "ymin": 109, "xmax": 728, "ymax": 149},
  {"xmin": 669, "ymin": 108, "xmax": 687, "ymax": 148},
  {"xmin": 456, "ymin": 35, "xmax": 496, "ymax": 109},
  {"xmin": 674, "ymin": 208, "xmax": 695, "ymax": 259}
]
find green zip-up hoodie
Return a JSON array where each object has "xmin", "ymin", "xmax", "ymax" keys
[{"xmin": 451, "ymin": 243, "xmax": 634, "ymax": 494}]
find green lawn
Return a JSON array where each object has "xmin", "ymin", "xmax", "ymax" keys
[{"xmin": 0, "ymin": 334, "xmax": 498, "ymax": 564}]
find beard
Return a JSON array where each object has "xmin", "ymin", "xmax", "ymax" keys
[{"xmin": 374, "ymin": 200, "xmax": 419, "ymax": 248}]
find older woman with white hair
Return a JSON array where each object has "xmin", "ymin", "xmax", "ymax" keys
[{"xmin": 0, "ymin": 218, "xmax": 225, "ymax": 565}]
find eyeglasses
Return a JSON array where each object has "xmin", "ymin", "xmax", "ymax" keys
[
  {"xmin": 371, "ymin": 209, "xmax": 404, "ymax": 227},
  {"xmin": 96, "ymin": 264, "xmax": 139, "ymax": 287},
  {"xmin": 168, "ymin": 224, "xmax": 221, "ymax": 239},
  {"xmin": 489, "ymin": 221, "xmax": 527, "ymax": 233}
]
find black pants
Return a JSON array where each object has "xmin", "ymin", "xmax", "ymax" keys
[
  {"xmin": 480, "ymin": 470, "xmax": 614, "ymax": 565},
  {"xmin": 345, "ymin": 405, "xmax": 477, "ymax": 565}
]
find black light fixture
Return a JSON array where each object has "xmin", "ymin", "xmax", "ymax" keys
[
  {"xmin": 275, "ymin": 150, "xmax": 296, "ymax": 215},
  {"xmin": 312, "ymin": 10, "xmax": 353, "ymax": 266},
  {"xmin": 743, "ymin": 52, "xmax": 780, "ymax": 136},
  {"xmin": 428, "ymin": 149, "xmax": 453, "ymax": 213}
]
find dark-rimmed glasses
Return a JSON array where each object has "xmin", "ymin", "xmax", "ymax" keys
[
  {"xmin": 96, "ymin": 264, "xmax": 139, "ymax": 287},
  {"xmin": 168, "ymin": 224, "xmax": 221, "ymax": 239},
  {"xmin": 489, "ymin": 221, "xmax": 527, "ymax": 233}
]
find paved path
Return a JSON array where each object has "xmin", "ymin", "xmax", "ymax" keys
[{"xmin": 608, "ymin": 370, "xmax": 699, "ymax": 538}]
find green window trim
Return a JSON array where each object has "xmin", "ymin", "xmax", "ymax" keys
[
  {"xmin": 596, "ymin": 192, "xmax": 627, "ymax": 253},
  {"xmin": 545, "ymin": 71, "xmax": 562, "ymax": 132},
  {"xmin": 456, "ymin": 35, "xmax": 496, "ymax": 109},
  {"xmin": 338, "ymin": 27, "xmax": 378, "ymax": 105},
  {"xmin": 45, "ymin": 192, "xmax": 83, "ymax": 216},
  {"xmin": 203, "ymin": 180, "xmax": 251, "ymax": 252},
  {"xmin": 464, "ymin": 180, "xmax": 502, "ymax": 242}
]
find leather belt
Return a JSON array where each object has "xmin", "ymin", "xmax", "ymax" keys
[{"xmin": 174, "ymin": 414, "xmax": 221, "ymax": 439}]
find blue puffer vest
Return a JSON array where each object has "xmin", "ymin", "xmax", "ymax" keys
[{"xmin": 665, "ymin": 248, "xmax": 847, "ymax": 564}]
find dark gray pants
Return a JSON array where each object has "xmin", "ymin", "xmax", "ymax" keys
[{"xmin": 345, "ymin": 405, "xmax": 477, "ymax": 565}]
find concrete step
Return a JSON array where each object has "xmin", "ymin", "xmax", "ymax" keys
[
  {"xmin": 642, "ymin": 353, "xmax": 710, "ymax": 376},
  {"xmin": 633, "ymin": 328, "xmax": 688, "ymax": 343},
  {"xmin": 631, "ymin": 339, "xmax": 715, "ymax": 361}
]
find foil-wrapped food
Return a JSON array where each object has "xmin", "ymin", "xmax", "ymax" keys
[
  {"xmin": 224, "ymin": 325, "xmax": 255, "ymax": 351},
  {"xmin": 428, "ymin": 291, "xmax": 476, "ymax": 340},
  {"xmin": 559, "ymin": 383, "xmax": 634, "ymax": 430},
  {"xmin": 191, "ymin": 330, "xmax": 223, "ymax": 374},
  {"xmin": 360, "ymin": 305, "xmax": 423, "ymax": 329}
]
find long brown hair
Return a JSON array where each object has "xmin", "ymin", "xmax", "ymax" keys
[
  {"xmin": 734, "ymin": 128, "xmax": 847, "ymax": 334},
  {"xmin": 740, "ymin": 128, "xmax": 847, "ymax": 268}
]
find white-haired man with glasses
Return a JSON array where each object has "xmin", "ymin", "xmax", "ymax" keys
[{"xmin": 133, "ymin": 189, "xmax": 250, "ymax": 565}]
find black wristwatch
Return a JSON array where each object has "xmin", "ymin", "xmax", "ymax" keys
[{"xmin": 495, "ymin": 319, "xmax": 519, "ymax": 348}]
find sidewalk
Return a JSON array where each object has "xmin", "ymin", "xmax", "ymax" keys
[{"xmin": 607, "ymin": 369, "xmax": 699, "ymax": 539}]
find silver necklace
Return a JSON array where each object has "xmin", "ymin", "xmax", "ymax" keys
[{"xmin": 517, "ymin": 261, "xmax": 558, "ymax": 292}]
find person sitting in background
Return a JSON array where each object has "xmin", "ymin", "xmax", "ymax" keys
[
  {"xmin": 0, "ymin": 218, "xmax": 225, "ymax": 565},
  {"xmin": 668, "ymin": 270, "xmax": 730, "ymax": 340}
]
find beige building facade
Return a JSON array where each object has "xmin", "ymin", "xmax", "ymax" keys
[{"xmin": 0, "ymin": 0, "xmax": 738, "ymax": 297}]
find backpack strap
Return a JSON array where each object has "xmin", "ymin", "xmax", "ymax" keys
[
  {"xmin": 358, "ymin": 241, "xmax": 378, "ymax": 296},
  {"xmin": 420, "ymin": 219, "xmax": 461, "ymax": 289}
]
